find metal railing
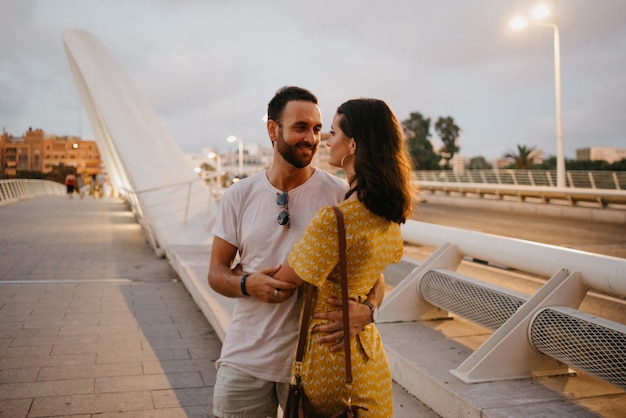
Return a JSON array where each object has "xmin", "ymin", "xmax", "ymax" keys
[
  {"xmin": 415, "ymin": 169, "xmax": 625, "ymax": 189},
  {"xmin": 0, "ymin": 179, "xmax": 66, "ymax": 205},
  {"xmin": 415, "ymin": 170, "xmax": 626, "ymax": 208},
  {"xmin": 120, "ymin": 178, "xmax": 217, "ymax": 257}
]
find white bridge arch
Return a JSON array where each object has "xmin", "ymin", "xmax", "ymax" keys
[{"xmin": 63, "ymin": 29, "xmax": 214, "ymax": 255}]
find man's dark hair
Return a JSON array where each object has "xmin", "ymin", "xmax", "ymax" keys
[{"xmin": 267, "ymin": 86, "xmax": 318, "ymax": 124}]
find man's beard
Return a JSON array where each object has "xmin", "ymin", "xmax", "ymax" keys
[{"xmin": 275, "ymin": 128, "xmax": 318, "ymax": 169}]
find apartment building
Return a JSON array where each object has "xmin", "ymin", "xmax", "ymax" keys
[
  {"xmin": 1, "ymin": 128, "xmax": 101, "ymax": 178},
  {"xmin": 576, "ymin": 147, "xmax": 626, "ymax": 164}
]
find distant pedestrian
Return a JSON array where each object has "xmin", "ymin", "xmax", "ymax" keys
[
  {"xmin": 90, "ymin": 173, "xmax": 97, "ymax": 197},
  {"xmin": 76, "ymin": 174, "xmax": 86, "ymax": 199},
  {"xmin": 96, "ymin": 172, "xmax": 105, "ymax": 198},
  {"xmin": 65, "ymin": 173, "xmax": 77, "ymax": 198}
]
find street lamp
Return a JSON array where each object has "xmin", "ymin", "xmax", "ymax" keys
[
  {"xmin": 226, "ymin": 135, "xmax": 243, "ymax": 176},
  {"xmin": 510, "ymin": 0, "xmax": 565, "ymax": 188},
  {"xmin": 207, "ymin": 151, "xmax": 221, "ymax": 184}
]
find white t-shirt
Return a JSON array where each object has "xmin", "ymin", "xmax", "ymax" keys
[{"xmin": 212, "ymin": 168, "xmax": 348, "ymax": 382}]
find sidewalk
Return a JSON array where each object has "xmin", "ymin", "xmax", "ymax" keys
[{"xmin": 0, "ymin": 196, "xmax": 435, "ymax": 417}]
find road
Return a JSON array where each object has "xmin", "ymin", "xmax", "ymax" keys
[{"xmin": 411, "ymin": 202, "xmax": 626, "ymax": 259}]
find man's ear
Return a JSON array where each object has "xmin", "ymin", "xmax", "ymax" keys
[{"xmin": 267, "ymin": 119, "xmax": 278, "ymax": 142}]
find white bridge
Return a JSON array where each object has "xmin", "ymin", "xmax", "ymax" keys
[{"xmin": 55, "ymin": 29, "xmax": 626, "ymax": 417}]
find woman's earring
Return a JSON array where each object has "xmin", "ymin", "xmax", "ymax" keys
[
  {"xmin": 340, "ymin": 153, "xmax": 350, "ymax": 169},
  {"xmin": 341, "ymin": 153, "xmax": 355, "ymax": 178}
]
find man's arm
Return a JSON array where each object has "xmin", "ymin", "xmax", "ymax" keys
[
  {"xmin": 207, "ymin": 236, "xmax": 241, "ymax": 297},
  {"xmin": 207, "ymin": 236, "xmax": 296, "ymax": 302},
  {"xmin": 313, "ymin": 274, "xmax": 386, "ymax": 352}
]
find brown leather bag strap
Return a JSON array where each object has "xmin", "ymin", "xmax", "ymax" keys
[
  {"xmin": 332, "ymin": 206, "xmax": 353, "ymax": 385},
  {"xmin": 294, "ymin": 283, "xmax": 315, "ymax": 364}
]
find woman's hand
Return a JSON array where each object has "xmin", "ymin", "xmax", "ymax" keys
[{"xmin": 311, "ymin": 275, "xmax": 385, "ymax": 351}]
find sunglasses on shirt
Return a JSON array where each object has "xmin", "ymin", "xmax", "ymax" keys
[{"xmin": 276, "ymin": 191, "xmax": 290, "ymax": 228}]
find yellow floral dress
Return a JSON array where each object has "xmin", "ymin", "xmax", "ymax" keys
[{"xmin": 287, "ymin": 199, "xmax": 403, "ymax": 417}]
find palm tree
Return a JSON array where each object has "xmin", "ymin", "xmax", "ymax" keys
[{"xmin": 504, "ymin": 145, "xmax": 538, "ymax": 169}]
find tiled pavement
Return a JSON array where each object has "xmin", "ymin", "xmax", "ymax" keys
[
  {"xmin": 0, "ymin": 196, "xmax": 221, "ymax": 417},
  {"xmin": 0, "ymin": 196, "xmax": 436, "ymax": 417}
]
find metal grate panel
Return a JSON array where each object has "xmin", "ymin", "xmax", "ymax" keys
[
  {"xmin": 383, "ymin": 258, "xmax": 419, "ymax": 288},
  {"xmin": 419, "ymin": 270, "xmax": 527, "ymax": 330},
  {"xmin": 530, "ymin": 307, "xmax": 626, "ymax": 390}
]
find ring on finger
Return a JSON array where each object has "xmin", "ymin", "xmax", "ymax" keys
[{"xmin": 274, "ymin": 289, "xmax": 279, "ymax": 297}]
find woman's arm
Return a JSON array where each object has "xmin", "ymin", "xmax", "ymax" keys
[
  {"xmin": 273, "ymin": 256, "xmax": 386, "ymax": 352},
  {"xmin": 271, "ymin": 261, "xmax": 305, "ymax": 287}
]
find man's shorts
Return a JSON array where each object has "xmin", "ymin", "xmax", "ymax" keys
[{"xmin": 213, "ymin": 364, "xmax": 289, "ymax": 418}]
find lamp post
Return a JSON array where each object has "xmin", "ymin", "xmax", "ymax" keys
[
  {"xmin": 227, "ymin": 135, "xmax": 243, "ymax": 177},
  {"xmin": 207, "ymin": 152, "xmax": 221, "ymax": 174},
  {"xmin": 510, "ymin": 1, "xmax": 565, "ymax": 188},
  {"xmin": 207, "ymin": 151, "xmax": 221, "ymax": 185}
]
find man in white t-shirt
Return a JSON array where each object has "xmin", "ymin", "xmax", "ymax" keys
[{"xmin": 208, "ymin": 86, "xmax": 384, "ymax": 418}]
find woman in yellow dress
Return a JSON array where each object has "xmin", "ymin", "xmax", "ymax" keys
[{"xmin": 272, "ymin": 98, "xmax": 415, "ymax": 416}]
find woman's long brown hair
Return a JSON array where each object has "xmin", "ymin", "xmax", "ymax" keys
[{"xmin": 336, "ymin": 98, "xmax": 415, "ymax": 223}]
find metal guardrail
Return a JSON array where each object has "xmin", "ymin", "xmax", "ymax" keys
[
  {"xmin": 415, "ymin": 170, "xmax": 626, "ymax": 208},
  {"xmin": 119, "ymin": 178, "xmax": 217, "ymax": 257},
  {"xmin": 119, "ymin": 179, "xmax": 204, "ymax": 257},
  {"xmin": 0, "ymin": 179, "xmax": 66, "ymax": 205},
  {"xmin": 415, "ymin": 169, "xmax": 625, "ymax": 189},
  {"xmin": 418, "ymin": 181, "xmax": 626, "ymax": 207},
  {"xmin": 381, "ymin": 221, "xmax": 626, "ymax": 390}
]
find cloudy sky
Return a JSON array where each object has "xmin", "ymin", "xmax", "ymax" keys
[{"xmin": 1, "ymin": 0, "xmax": 625, "ymax": 161}]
